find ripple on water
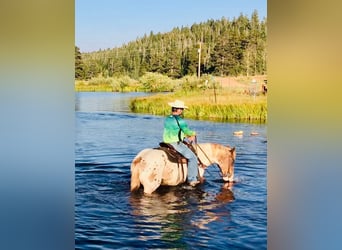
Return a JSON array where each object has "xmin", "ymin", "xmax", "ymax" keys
[{"xmin": 75, "ymin": 93, "xmax": 267, "ymax": 249}]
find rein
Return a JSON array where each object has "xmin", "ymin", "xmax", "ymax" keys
[
  {"xmin": 194, "ymin": 137, "xmax": 229, "ymax": 178},
  {"xmin": 195, "ymin": 142, "xmax": 213, "ymax": 166}
]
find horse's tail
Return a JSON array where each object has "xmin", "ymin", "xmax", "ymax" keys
[{"xmin": 130, "ymin": 156, "xmax": 142, "ymax": 192}]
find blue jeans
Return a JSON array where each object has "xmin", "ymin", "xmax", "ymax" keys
[{"xmin": 170, "ymin": 142, "xmax": 198, "ymax": 182}]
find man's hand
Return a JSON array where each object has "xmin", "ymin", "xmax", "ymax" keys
[{"xmin": 187, "ymin": 135, "xmax": 196, "ymax": 142}]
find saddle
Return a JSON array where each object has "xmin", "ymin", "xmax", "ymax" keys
[
  {"xmin": 156, "ymin": 142, "xmax": 188, "ymax": 164},
  {"xmin": 156, "ymin": 142, "xmax": 205, "ymax": 170}
]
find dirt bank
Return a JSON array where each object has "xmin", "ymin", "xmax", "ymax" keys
[{"xmin": 215, "ymin": 75, "xmax": 267, "ymax": 93}]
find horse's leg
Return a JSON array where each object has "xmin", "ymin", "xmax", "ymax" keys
[
  {"xmin": 198, "ymin": 166, "xmax": 205, "ymax": 183},
  {"xmin": 180, "ymin": 162, "xmax": 188, "ymax": 183}
]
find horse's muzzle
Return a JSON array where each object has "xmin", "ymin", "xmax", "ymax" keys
[
  {"xmin": 222, "ymin": 173, "xmax": 234, "ymax": 182},
  {"xmin": 222, "ymin": 175, "xmax": 230, "ymax": 182}
]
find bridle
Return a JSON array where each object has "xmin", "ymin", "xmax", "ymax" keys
[{"xmin": 193, "ymin": 138, "xmax": 233, "ymax": 179}]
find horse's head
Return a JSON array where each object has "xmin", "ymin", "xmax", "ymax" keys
[
  {"xmin": 196, "ymin": 143, "xmax": 236, "ymax": 182},
  {"xmin": 216, "ymin": 145, "xmax": 236, "ymax": 182}
]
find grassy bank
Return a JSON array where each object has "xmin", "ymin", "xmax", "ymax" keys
[
  {"xmin": 130, "ymin": 89, "xmax": 267, "ymax": 123},
  {"xmin": 75, "ymin": 73, "xmax": 267, "ymax": 123}
]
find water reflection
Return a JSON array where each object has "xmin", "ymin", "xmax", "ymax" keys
[
  {"xmin": 215, "ymin": 182, "xmax": 235, "ymax": 203},
  {"xmin": 75, "ymin": 92, "xmax": 150, "ymax": 113},
  {"xmin": 191, "ymin": 182, "xmax": 235, "ymax": 229},
  {"xmin": 129, "ymin": 183, "xmax": 235, "ymax": 242}
]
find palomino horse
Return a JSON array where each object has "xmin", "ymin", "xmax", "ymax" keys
[{"xmin": 130, "ymin": 143, "xmax": 236, "ymax": 194}]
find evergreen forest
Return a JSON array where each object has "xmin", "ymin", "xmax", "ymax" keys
[{"xmin": 75, "ymin": 11, "xmax": 266, "ymax": 81}]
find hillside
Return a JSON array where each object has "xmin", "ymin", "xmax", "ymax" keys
[{"xmin": 76, "ymin": 11, "xmax": 266, "ymax": 80}]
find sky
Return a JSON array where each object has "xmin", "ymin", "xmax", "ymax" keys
[{"xmin": 76, "ymin": 0, "xmax": 267, "ymax": 53}]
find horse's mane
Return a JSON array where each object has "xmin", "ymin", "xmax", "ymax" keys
[{"xmin": 198, "ymin": 142, "xmax": 233, "ymax": 151}]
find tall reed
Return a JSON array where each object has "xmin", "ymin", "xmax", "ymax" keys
[{"xmin": 130, "ymin": 90, "xmax": 267, "ymax": 123}]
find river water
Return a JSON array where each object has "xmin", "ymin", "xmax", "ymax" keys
[{"xmin": 75, "ymin": 92, "xmax": 267, "ymax": 249}]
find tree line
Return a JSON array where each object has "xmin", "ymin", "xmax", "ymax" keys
[{"xmin": 75, "ymin": 10, "xmax": 266, "ymax": 80}]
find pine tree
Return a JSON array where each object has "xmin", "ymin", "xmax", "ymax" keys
[{"xmin": 75, "ymin": 46, "xmax": 85, "ymax": 79}]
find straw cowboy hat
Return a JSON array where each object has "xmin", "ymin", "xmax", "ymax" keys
[{"xmin": 168, "ymin": 100, "xmax": 188, "ymax": 109}]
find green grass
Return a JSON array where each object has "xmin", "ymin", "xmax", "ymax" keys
[
  {"xmin": 75, "ymin": 74, "xmax": 267, "ymax": 123},
  {"xmin": 130, "ymin": 89, "xmax": 267, "ymax": 123}
]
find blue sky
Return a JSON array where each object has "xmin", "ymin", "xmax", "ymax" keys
[{"xmin": 76, "ymin": 0, "xmax": 267, "ymax": 52}]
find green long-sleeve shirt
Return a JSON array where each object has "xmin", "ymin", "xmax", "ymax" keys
[{"xmin": 163, "ymin": 115, "xmax": 196, "ymax": 143}]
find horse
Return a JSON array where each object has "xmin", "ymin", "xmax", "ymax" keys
[{"xmin": 130, "ymin": 143, "xmax": 236, "ymax": 194}]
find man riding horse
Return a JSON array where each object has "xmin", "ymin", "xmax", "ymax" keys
[
  {"xmin": 130, "ymin": 100, "xmax": 236, "ymax": 194},
  {"xmin": 163, "ymin": 100, "xmax": 200, "ymax": 187}
]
